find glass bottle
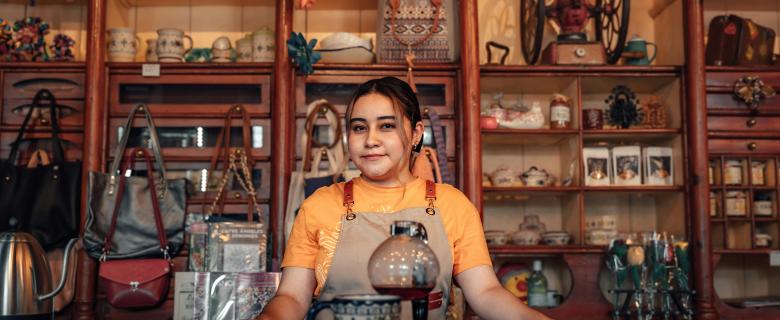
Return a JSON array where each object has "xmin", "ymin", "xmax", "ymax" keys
[
  {"xmin": 549, "ymin": 94, "xmax": 572, "ymax": 129},
  {"xmin": 369, "ymin": 221, "xmax": 440, "ymax": 320},
  {"xmin": 527, "ymin": 260, "xmax": 548, "ymax": 307}
]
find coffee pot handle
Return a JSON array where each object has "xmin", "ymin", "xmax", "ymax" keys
[
  {"xmin": 38, "ymin": 238, "xmax": 79, "ymax": 301},
  {"xmin": 305, "ymin": 300, "xmax": 333, "ymax": 320},
  {"xmin": 647, "ymin": 42, "xmax": 657, "ymax": 64}
]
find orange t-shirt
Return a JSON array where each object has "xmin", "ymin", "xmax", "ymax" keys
[{"xmin": 281, "ymin": 177, "xmax": 492, "ymax": 295}]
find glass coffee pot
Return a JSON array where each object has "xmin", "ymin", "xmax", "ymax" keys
[{"xmin": 368, "ymin": 220, "xmax": 440, "ymax": 320}]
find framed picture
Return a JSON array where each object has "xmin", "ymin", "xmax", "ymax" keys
[
  {"xmin": 583, "ymin": 147, "xmax": 612, "ymax": 186},
  {"xmin": 612, "ymin": 146, "xmax": 642, "ymax": 186},
  {"xmin": 644, "ymin": 146, "xmax": 674, "ymax": 185}
]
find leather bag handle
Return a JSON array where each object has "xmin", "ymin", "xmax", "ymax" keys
[
  {"xmin": 206, "ymin": 150, "xmax": 262, "ymax": 223},
  {"xmin": 6, "ymin": 89, "xmax": 66, "ymax": 165},
  {"xmin": 202, "ymin": 105, "xmax": 255, "ymax": 217},
  {"xmin": 101, "ymin": 147, "xmax": 169, "ymax": 260},
  {"xmin": 108, "ymin": 104, "xmax": 167, "ymax": 196},
  {"xmin": 303, "ymin": 101, "xmax": 342, "ymax": 172}
]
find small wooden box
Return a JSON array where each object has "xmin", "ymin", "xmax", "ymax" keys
[{"xmin": 541, "ymin": 41, "xmax": 606, "ymax": 65}]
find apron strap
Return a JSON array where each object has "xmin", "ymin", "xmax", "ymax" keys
[{"xmin": 342, "ymin": 179, "xmax": 438, "ymax": 217}]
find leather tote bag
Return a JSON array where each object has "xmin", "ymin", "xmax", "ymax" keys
[
  {"xmin": 84, "ymin": 104, "xmax": 186, "ymax": 260},
  {"xmin": 376, "ymin": 0, "xmax": 459, "ymax": 63},
  {"xmin": 283, "ymin": 99, "xmax": 346, "ymax": 251},
  {"xmin": 423, "ymin": 108, "xmax": 453, "ymax": 184},
  {"xmin": 98, "ymin": 148, "xmax": 172, "ymax": 308},
  {"xmin": 0, "ymin": 88, "xmax": 81, "ymax": 251}
]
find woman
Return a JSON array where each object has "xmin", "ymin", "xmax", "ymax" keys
[{"xmin": 261, "ymin": 77, "xmax": 550, "ymax": 320}]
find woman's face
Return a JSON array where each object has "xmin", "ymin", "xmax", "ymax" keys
[{"xmin": 348, "ymin": 93, "xmax": 423, "ymax": 186}]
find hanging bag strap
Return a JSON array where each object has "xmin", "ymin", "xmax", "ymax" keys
[
  {"xmin": 6, "ymin": 89, "xmax": 66, "ymax": 166},
  {"xmin": 202, "ymin": 105, "xmax": 255, "ymax": 217},
  {"xmin": 108, "ymin": 104, "xmax": 167, "ymax": 197},
  {"xmin": 101, "ymin": 147, "xmax": 169, "ymax": 261},
  {"xmin": 303, "ymin": 101, "xmax": 342, "ymax": 172},
  {"xmin": 26, "ymin": 149, "xmax": 51, "ymax": 168},
  {"xmin": 207, "ymin": 151, "xmax": 262, "ymax": 223},
  {"xmin": 388, "ymin": 0, "xmax": 443, "ymax": 91},
  {"xmin": 422, "ymin": 108, "xmax": 452, "ymax": 184}
]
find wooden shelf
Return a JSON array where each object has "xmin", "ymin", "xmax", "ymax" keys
[
  {"xmin": 480, "ymin": 65, "xmax": 682, "ymax": 76},
  {"xmin": 711, "ymin": 218, "xmax": 726, "ymax": 222},
  {"xmin": 713, "ymin": 249, "xmax": 779, "ymax": 255},
  {"xmin": 583, "ymin": 185, "xmax": 684, "ymax": 192},
  {"xmin": 583, "ymin": 129, "xmax": 682, "ymax": 142},
  {"xmin": 481, "ymin": 129, "xmax": 578, "ymax": 146},
  {"xmin": 313, "ymin": 63, "xmax": 460, "ymax": 72},
  {"xmin": 107, "ymin": 62, "xmax": 274, "ymax": 74},
  {"xmin": 488, "ymin": 245, "xmax": 605, "ymax": 255},
  {"xmin": 483, "ymin": 186, "xmax": 580, "ymax": 196},
  {"xmin": 724, "ymin": 217, "xmax": 752, "ymax": 222},
  {"xmin": 707, "ymin": 66, "xmax": 780, "ymax": 72},
  {"xmin": 0, "ymin": 62, "xmax": 85, "ymax": 69},
  {"xmin": 755, "ymin": 217, "xmax": 779, "ymax": 222}
]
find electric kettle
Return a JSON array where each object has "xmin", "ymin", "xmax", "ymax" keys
[{"xmin": 0, "ymin": 232, "xmax": 77, "ymax": 318}]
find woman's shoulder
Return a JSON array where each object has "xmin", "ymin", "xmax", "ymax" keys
[
  {"xmin": 300, "ymin": 181, "xmax": 347, "ymax": 211},
  {"xmin": 431, "ymin": 182, "xmax": 477, "ymax": 212}
]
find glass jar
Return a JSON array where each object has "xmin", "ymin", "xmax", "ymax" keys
[
  {"xmin": 549, "ymin": 94, "xmax": 571, "ymax": 129},
  {"xmin": 725, "ymin": 191, "xmax": 747, "ymax": 216},
  {"xmin": 724, "ymin": 160, "xmax": 743, "ymax": 185},
  {"xmin": 708, "ymin": 160, "xmax": 716, "ymax": 185},
  {"xmin": 710, "ymin": 192, "xmax": 719, "ymax": 217},
  {"xmin": 753, "ymin": 193, "xmax": 773, "ymax": 216},
  {"xmin": 751, "ymin": 161, "xmax": 766, "ymax": 186}
]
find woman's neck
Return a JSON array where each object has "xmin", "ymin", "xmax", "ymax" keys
[{"xmin": 360, "ymin": 170, "xmax": 416, "ymax": 188}]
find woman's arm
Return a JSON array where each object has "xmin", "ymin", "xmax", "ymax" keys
[
  {"xmin": 259, "ymin": 267, "xmax": 316, "ymax": 320},
  {"xmin": 455, "ymin": 265, "xmax": 552, "ymax": 320}
]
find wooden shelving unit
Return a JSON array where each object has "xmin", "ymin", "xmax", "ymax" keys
[{"xmin": 0, "ymin": 0, "xmax": 744, "ymax": 319}]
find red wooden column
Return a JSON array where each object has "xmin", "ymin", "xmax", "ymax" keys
[
  {"xmin": 459, "ymin": 0, "xmax": 482, "ymax": 211},
  {"xmin": 271, "ymin": 0, "xmax": 294, "ymax": 268},
  {"xmin": 682, "ymin": 0, "xmax": 716, "ymax": 318},
  {"xmin": 75, "ymin": 0, "xmax": 107, "ymax": 318}
]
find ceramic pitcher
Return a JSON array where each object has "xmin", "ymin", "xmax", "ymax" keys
[
  {"xmin": 145, "ymin": 38, "xmax": 158, "ymax": 62},
  {"xmin": 252, "ymin": 27, "xmax": 275, "ymax": 62},
  {"xmin": 107, "ymin": 28, "xmax": 139, "ymax": 62},
  {"xmin": 156, "ymin": 28, "xmax": 193, "ymax": 62},
  {"xmin": 236, "ymin": 35, "xmax": 253, "ymax": 62}
]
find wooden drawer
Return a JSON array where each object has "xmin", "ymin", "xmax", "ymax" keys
[
  {"xmin": 707, "ymin": 72, "xmax": 780, "ymax": 113},
  {"xmin": 708, "ymin": 115, "xmax": 780, "ymax": 132},
  {"xmin": 709, "ymin": 138, "xmax": 780, "ymax": 154},
  {"xmin": 3, "ymin": 98, "xmax": 84, "ymax": 128},
  {"xmin": 0, "ymin": 131, "xmax": 82, "ymax": 161},
  {"xmin": 294, "ymin": 117, "xmax": 456, "ymax": 159},
  {"xmin": 3, "ymin": 72, "xmax": 85, "ymax": 99},
  {"xmin": 108, "ymin": 117, "xmax": 271, "ymax": 160},
  {"xmin": 295, "ymin": 75, "xmax": 457, "ymax": 117},
  {"xmin": 109, "ymin": 74, "xmax": 271, "ymax": 116}
]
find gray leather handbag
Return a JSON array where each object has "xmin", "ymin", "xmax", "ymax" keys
[{"xmin": 84, "ymin": 104, "xmax": 186, "ymax": 260}]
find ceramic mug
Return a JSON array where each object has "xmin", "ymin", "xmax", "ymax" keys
[
  {"xmin": 156, "ymin": 28, "xmax": 193, "ymax": 62},
  {"xmin": 583, "ymin": 109, "xmax": 603, "ymax": 130},
  {"xmin": 252, "ymin": 28, "xmax": 275, "ymax": 62},
  {"xmin": 107, "ymin": 28, "xmax": 140, "ymax": 62},
  {"xmin": 236, "ymin": 36, "xmax": 254, "ymax": 62},
  {"xmin": 307, "ymin": 295, "xmax": 401, "ymax": 320},
  {"xmin": 145, "ymin": 38, "xmax": 158, "ymax": 62}
]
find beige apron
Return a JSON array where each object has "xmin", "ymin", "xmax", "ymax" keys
[{"xmin": 316, "ymin": 180, "xmax": 453, "ymax": 319}]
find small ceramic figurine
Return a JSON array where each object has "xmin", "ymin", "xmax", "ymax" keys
[
  {"xmin": 641, "ymin": 95, "xmax": 666, "ymax": 128},
  {"xmin": 0, "ymin": 18, "xmax": 13, "ymax": 61},
  {"xmin": 12, "ymin": 17, "xmax": 50, "ymax": 62},
  {"xmin": 606, "ymin": 85, "xmax": 642, "ymax": 129},
  {"xmin": 49, "ymin": 34, "xmax": 76, "ymax": 62},
  {"xmin": 520, "ymin": 166, "xmax": 556, "ymax": 187},
  {"xmin": 185, "ymin": 48, "xmax": 212, "ymax": 63}
]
